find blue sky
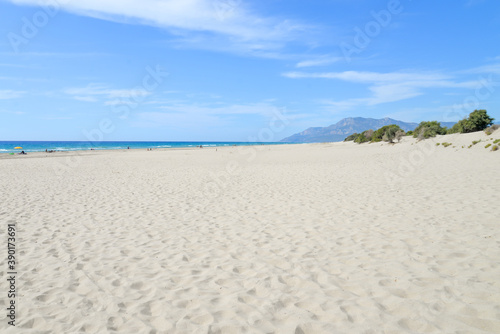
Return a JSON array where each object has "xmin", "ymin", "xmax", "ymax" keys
[{"xmin": 1, "ymin": 0, "xmax": 499, "ymax": 141}]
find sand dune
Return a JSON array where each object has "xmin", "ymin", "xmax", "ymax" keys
[{"xmin": 1, "ymin": 131, "xmax": 500, "ymax": 333}]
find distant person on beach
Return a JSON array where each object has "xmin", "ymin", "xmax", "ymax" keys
[
  {"xmin": 128, "ymin": 146, "xmax": 130, "ymax": 149},
  {"xmin": 20, "ymin": 151, "xmax": 26, "ymax": 155}
]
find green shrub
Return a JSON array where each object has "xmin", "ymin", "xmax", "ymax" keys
[
  {"xmin": 371, "ymin": 125, "xmax": 404, "ymax": 143},
  {"xmin": 406, "ymin": 130, "xmax": 413, "ymax": 136},
  {"xmin": 494, "ymin": 139, "xmax": 500, "ymax": 144},
  {"xmin": 492, "ymin": 145, "xmax": 499, "ymax": 151},
  {"xmin": 348, "ymin": 125, "xmax": 406, "ymax": 144},
  {"xmin": 442, "ymin": 142, "xmax": 452, "ymax": 147},
  {"xmin": 351, "ymin": 129, "xmax": 374, "ymax": 144},
  {"xmin": 345, "ymin": 129, "xmax": 377, "ymax": 142},
  {"xmin": 413, "ymin": 121, "xmax": 447, "ymax": 140},
  {"xmin": 364, "ymin": 129, "xmax": 374, "ymax": 141},
  {"xmin": 382, "ymin": 127, "xmax": 402, "ymax": 143},
  {"xmin": 448, "ymin": 110, "xmax": 495, "ymax": 134},
  {"xmin": 485, "ymin": 144, "xmax": 492, "ymax": 149},
  {"xmin": 484, "ymin": 124, "xmax": 499, "ymax": 135},
  {"xmin": 472, "ymin": 140, "xmax": 481, "ymax": 145},
  {"xmin": 354, "ymin": 133, "xmax": 367, "ymax": 143},
  {"xmin": 344, "ymin": 133, "xmax": 359, "ymax": 142},
  {"xmin": 395, "ymin": 130, "xmax": 405, "ymax": 142},
  {"xmin": 436, "ymin": 143, "xmax": 441, "ymax": 146}
]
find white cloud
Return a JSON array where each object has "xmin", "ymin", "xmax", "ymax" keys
[
  {"xmin": 462, "ymin": 63, "xmax": 500, "ymax": 75},
  {"xmin": 8, "ymin": 0, "xmax": 308, "ymax": 55},
  {"xmin": 38, "ymin": 116, "xmax": 74, "ymax": 120},
  {"xmin": 296, "ymin": 56, "xmax": 342, "ymax": 68},
  {"xmin": 156, "ymin": 102, "xmax": 286, "ymax": 117},
  {"xmin": 0, "ymin": 90, "xmax": 25, "ymax": 99},
  {"xmin": 282, "ymin": 70, "xmax": 451, "ymax": 83},
  {"xmin": 133, "ymin": 101, "xmax": 293, "ymax": 130},
  {"xmin": 0, "ymin": 76, "xmax": 50, "ymax": 82},
  {"xmin": 73, "ymin": 96, "xmax": 98, "ymax": 102},
  {"xmin": 135, "ymin": 111, "xmax": 223, "ymax": 129},
  {"xmin": 64, "ymin": 83, "xmax": 151, "ymax": 104},
  {"xmin": 0, "ymin": 109, "xmax": 25, "ymax": 114},
  {"xmin": 0, "ymin": 51, "xmax": 109, "ymax": 57},
  {"xmin": 283, "ymin": 69, "xmax": 489, "ymax": 110}
]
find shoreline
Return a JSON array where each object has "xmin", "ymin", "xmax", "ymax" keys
[
  {"xmin": 2, "ymin": 129, "xmax": 499, "ymax": 160},
  {"xmin": 0, "ymin": 142, "xmax": 305, "ymax": 159}
]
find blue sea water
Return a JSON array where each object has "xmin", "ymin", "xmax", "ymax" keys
[{"xmin": 0, "ymin": 141, "xmax": 288, "ymax": 154}]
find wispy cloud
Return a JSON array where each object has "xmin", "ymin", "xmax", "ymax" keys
[
  {"xmin": 64, "ymin": 84, "xmax": 151, "ymax": 104},
  {"xmin": 296, "ymin": 56, "xmax": 342, "ymax": 68},
  {"xmin": 0, "ymin": 51, "xmax": 109, "ymax": 57},
  {"xmin": 73, "ymin": 96, "xmax": 98, "ymax": 102},
  {"xmin": 319, "ymin": 84, "xmax": 423, "ymax": 111},
  {"xmin": 282, "ymin": 70, "xmax": 452, "ymax": 83},
  {"xmin": 461, "ymin": 63, "xmax": 500, "ymax": 75},
  {"xmin": 283, "ymin": 69, "xmax": 488, "ymax": 111},
  {"xmin": 0, "ymin": 76, "xmax": 50, "ymax": 82},
  {"xmin": 38, "ymin": 115, "xmax": 74, "ymax": 120},
  {"xmin": 7, "ymin": 0, "xmax": 310, "ymax": 56},
  {"xmin": 0, "ymin": 109, "xmax": 25, "ymax": 115},
  {"xmin": 156, "ymin": 102, "xmax": 286, "ymax": 117},
  {"xmin": 134, "ymin": 101, "xmax": 292, "ymax": 129},
  {"xmin": 0, "ymin": 90, "xmax": 25, "ymax": 99}
]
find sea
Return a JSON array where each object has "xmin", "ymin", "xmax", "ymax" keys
[{"xmin": 0, "ymin": 141, "xmax": 289, "ymax": 154}]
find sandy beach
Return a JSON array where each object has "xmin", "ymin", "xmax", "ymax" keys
[{"xmin": 1, "ymin": 131, "xmax": 500, "ymax": 333}]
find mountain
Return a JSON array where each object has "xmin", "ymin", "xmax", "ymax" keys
[{"xmin": 280, "ymin": 117, "xmax": 456, "ymax": 143}]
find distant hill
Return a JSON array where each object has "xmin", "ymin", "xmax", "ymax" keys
[{"xmin": 280, "ymin": 117, "xmax": 456, "ymax": 143}]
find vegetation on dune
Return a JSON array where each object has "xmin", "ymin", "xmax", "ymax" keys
[
  {"xmin": 485, "ymin": 143, "xmax": 492, "ymax": 149},
  {"xmin": 492, "ymin": 145, "xmax": 499, "ymax": 152},
  {"xmin": 413, "ymin": 121, "xmax": 447, "ymax": 140},
  {"xmin": 355, "ymin": 129, "xmax": 374, "ymax": 143},
  {"xmin": 395, "ymin": 130, "xmax": 406, "ymax": 142},
  {"xmin": 344, "ymin": 129, "xmax": 374, "ymax": 143},
  {"xmin": 344, "ymin": 109, "xmax": 495, "ymax": 147},
  {"xmin": 344, "ymin": 133, "xmax": 359, "ymax": 142},
  {"xmin": 485, "ymin": 124, "xmax": 500, "ymax": 135},
  {"xmin": 345, "ymin": 125, "xmax": 404, "ymax": 144},
  {"xmin": 448, "ymin": 109, "xmax": 494, "ymax": 134},
  {"xmin": 372, "ymin": 125, "xmax": 404, "ymax": 143}
]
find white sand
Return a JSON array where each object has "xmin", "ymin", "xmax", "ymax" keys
[{"xmin": 1, "ymin": 131, "xmax": 500, "ymax": 333}]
